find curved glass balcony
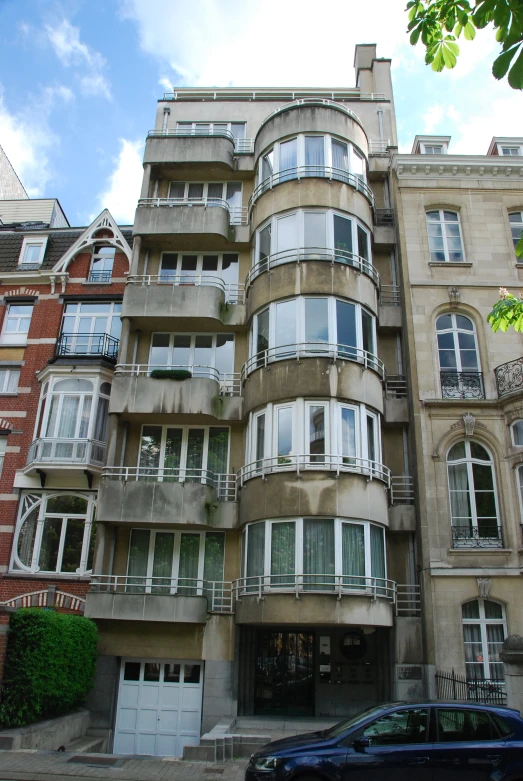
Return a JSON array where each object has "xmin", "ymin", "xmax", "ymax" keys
[
  {"xmin": 237, "ymin": 453, "xmax": 390, "ymax": 486},
  {"xmin": 249, "ymin": 165, "xmax": 374, "ymax": 209}
]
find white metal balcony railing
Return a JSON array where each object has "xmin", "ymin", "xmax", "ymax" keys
[
  {"xmin": 245, "ymin": 247, "xmax": 380, "ymax": 290},
  {"xmin": 114, "ymin": 363, "xmax": 242, "ymax": 397},
  {"xmin": 89, "ymin": 575, "xmax": 233, "ymax": 613},
  {"xmin": 380, "ymin": 285, "xmax": 401, "ymax": 305},
  {"xmin": 390, "ymin": 475, "xmax": 415, "ymax": 505},
  {"xmin": 238, "ymin": 454, "xmax": 391, "ymax": 488},
  {"xmin": 162, "ymin": 90, "xmax": 388, "ymax": 103},
  {"xmin": 126, "ymin": 273, "xmax": 245, "ymax": 304},
  {"xmin": 385, "ymin": 375, "xmax": 408, "ymax": 398},
  {"xmin": 368, "ymin": 139, "xmax": 392, "ymax": 155},
  {"xmin": 242, "ymin": 343, "xmax": 385, "ymax": 381},
  {"xmin": 102, "ymin": 466, "xmax": 237, "ymax": 502},
  {"xmin": 147, "ymin": 127, "xmax": 255, "ymax": 154},
  {"xmin": 137, "ymin": 197, "xmax": 248, "ymax": 226},
  {"xmin": 27, "ymin": 438, "xmax": 106, "ymax": 467},
  {"xmin": 249, "ymin": 166, "xmax": 374, "ymax": 210}
]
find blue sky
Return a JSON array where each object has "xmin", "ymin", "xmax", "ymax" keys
[{"xmin": 0, "ymin": 0, "xmax": 521, "ymax": 227}]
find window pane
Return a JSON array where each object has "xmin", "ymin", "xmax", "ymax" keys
[
  {"xmin": 208, "ymin": 428, "xmax": 229, "ymax": 475},
  {"xmin": 215, "ymin": 334, "xmax": 234, "ymax": 375},
  {"xmin": 255, "ymin": 414, "xmax": 265, "ymax": 464},
  {"xmin": 362, "ymin": 310, "xmax": 374, "ymax": 354},
  {"xmin": 342, "ymin": 523, "xmax": 365, "ymax": 585},
  {"xmin": 470, "ymin": 442, "xmax": 489, "ymax": 460},
  {"xmin": 512, "ymin": 421, "xmax": 523, "ymax": 445},
  {"xmin": 462, "ymin": 600, "xmax": 480, "ymax": 619},
  {"xmin": 334, "ymin": 215, "xmax": 353, "ymax": 257},
  {"xmin": 39, "ymin": 518, "xmax": 62, "ymax": 571},
  {"xmin": 341, "ymin": 407, "xmax": 356, "ymax": 462},
  {"xmin": 164, "ymin": 428, "xmax": 182, "ymax": 475},
  {"xmin": 203, "ymin": 532, "xmax": 225, "ymax": 584},
  {"xmin": 277, "ymin": 407, "xmax": 293, "ymax": 461},
  {"xmin": 46, "ymin": 495, "xmax": 88, "ymax": 514},
  {"xmin": 363, "ymin": 709, "xmax": 428, "ymax": 746},
  {"xmin": 309, "ymin": 405, "xmax": 325, "ymax": 460},
  {"xmin": 169, "ymin": 182, "xmax": 185, "ymax": 199},
  {"xmin": 367, "ymin": 415, "xmax": 376, "ymax": 462},
  {"xmin": 275, "ymin": 300, "xmax": 296, "ymax": 352},
  {"xmin": 370, "ymin": 525, "xmax": 385, "ymax": 580},
  {"xmin": 201, "ymin": 255, "xmax": 219, "ymax": 273},
  {"xmin": 127, "ymin": 529, "xmax": 150, "ymax": 591},
  {"xmin": 152, "ymin": 532, "xmax": 174, "ymax": 594},
  {"xmin": 221, "ymin": 254, "xmax": 239, "ymax": 286},
  {"xmin": 226, "ymin": 182, "xmax": 241, "ymax": 208},
  {"xmin": 186, "ymin": 429, "xmax": 205, "ymax": 479},
  {"xmin": 246, "ymin": 522, "xmax": 265, "ymax": 580},
  {"xmin": 172, "ymin": 334, "xmax": 191, "ymax": 365},
  {"xmin": 150, "ymin": 333, "xmax": 170, "ymax": 365},
  {"xmin": 271, "ymin": 522, "xmax": 295, "ymax": 586},
  {"xmin": 61, "ymin": 518, "xmax": 84, "ymax": 573},
  {"xmin": 178, "ymin": 534, "xmax": 200, "ymax": 594},
  {"xmin": 357, "ymin": 225, "xmax": 369, "ymax": 261},
  {"xmin": 184, "ymin": 664, "xmax": 201, "ymax": 683},
  {"xmin": 188, "ymin": 183, "xmax": 204, "ymax": 200},
  {"xmin": 194, "ymin": 335, "xmax": 213, "ymax": 371},
  {"xmin": 304, "ymin": 213, "xmax": 326, "ymax": 249},
  {"xmin": 124, "ymin": 662, "xmax": 141, "ymax": 681},
  {"xmin": 332, "ymin": 139, "xmax": 348, "ymax": 170},
  {"xmin": 164, "ymin": 664, "xmax": 180, "ymax": 683},
  {"xmin": 305, "ymin": 298, "xmax": 329, "ymax": 343},
  {"xmin": 279, "ymin": 139, "xmax": 297, "ymax": 181},
  {"xmin": 336, "ymin": 300, "xmax": 356, "ymax": 352},
  {"xmin": 304, "ymin": 136, "xmax": 324, "ymax": 170},
  {"xmin": 303, "ymin": 519, "xmax": 334, "ymax": 589},
  {"xmin": 140, "ymin": 426, "xmax": 162, "ymax": 471},
  {"xmin": 17, "ymin": 507, "xmax": 38, "ymax": 567},
  {"xmin": 485, "ymin": 600, "xmax": 503, "ymax": 619},
  {"xmin": 144, "ymin": 663, "xmax": 161, "ymax": 682},
  {"xmin": 276, "ymin": 213, "xmax": 298, "ymax": 253},
  {"xmin": 258, "ymin": 224, "xmax": 271, "ymax": 262},
  {"xmin": 256, "ymin": 308, "xmax": 269, "ymax": 355}
]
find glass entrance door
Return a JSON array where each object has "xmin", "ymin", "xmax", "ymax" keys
[{"xmin": 254, "ymin": 630, "xmax": 314, "ymax": 715}]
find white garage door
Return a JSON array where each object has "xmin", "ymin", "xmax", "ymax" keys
[{"xmin": 114, "ymin": 659, "xmax": 203, "ymax": 757}]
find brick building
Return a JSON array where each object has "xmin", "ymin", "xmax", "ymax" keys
[{"xmin": 0, "ymin": 206, "xmax": 131, "ymax": 674}]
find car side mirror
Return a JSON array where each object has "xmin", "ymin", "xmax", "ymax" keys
[{"xmin": 353, "ymin": 737, "xmax": 370, "ymax": 753}]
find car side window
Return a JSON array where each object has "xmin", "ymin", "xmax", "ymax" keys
[
  {"xmin": 490, "ymin": 713, "xmax": 513, "ymax": 738},
  {"xmin": 436, "ymin": 709, "xmax": 493, "ymax": 742},
  {"xmin": 362, "ymin": 708, "xmax": 429, "ymax": 746}
]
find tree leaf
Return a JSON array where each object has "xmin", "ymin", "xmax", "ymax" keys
[
  {"xmin": 492, "ymin": 44, "xmax": 518, "ymax": 78},
  {"xmin": 507, "ymin": 44, "xmax": 523, "ymax": 88},
  {"xmin": 516, "ymin": 234, "xmax": 523, "ymax": 259},
  {"xmin": 464, "ymin": 20, "xmax": 477, "ymax": 39},
  {"xmin": 410, "ymin": 26, "xmax": 422, "ymax": 44}
]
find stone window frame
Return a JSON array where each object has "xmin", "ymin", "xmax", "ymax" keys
[
  {"xmin": 425, "ymin": 208, "xmax": 466, "ymax": 263},
  {"xmin": 462, "ymin": 598, "xmax": 507, "ymax": 682}
]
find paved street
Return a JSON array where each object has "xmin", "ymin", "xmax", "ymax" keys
[{"xmin": 0, "ymin": 750, "xmax": 248, "ymax": 781}]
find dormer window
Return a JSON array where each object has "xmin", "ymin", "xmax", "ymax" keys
[
  {"xmin": 412, "ymin": 136, "xmax": 450, "ymax": 155},
  {"xmin": 89, "ymin": 245, "xmax": 115, "ymax": 283},
  {"xmin": 19, "ymin": 236, "xmax": 48, "ymax": 266},
  {"xmin": 422, "ymin": 145, "xmax": 443, "ymax": 155},
  {"xmin": 501, "ymin": 146, "xmax": 521, "ymax": 156}
]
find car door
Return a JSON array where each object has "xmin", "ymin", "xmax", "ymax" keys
[
  {"xmin": 430, "ymin": 707, "xmax": 505, "ymax": 781},
  {"xmin": 341, "ymin": 706, "xmax": 434, "ymax": 781}
]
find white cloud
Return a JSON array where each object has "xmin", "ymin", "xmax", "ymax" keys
[
  {"xmin": 0, "ymin": 83, "xmax": 72, "ymax": 196},
  {"xmin": 45, "ymin": 20, "xmax": 111, "ymax": 99},
  {"xmin": 93, "ymin": 139, "xmax": 144, "ymax": 224},
  {"xmin": 423, "ymin": 105, "xmax": 445, "ymax": 134},
  {"xmin": 119, "ymin": 0, "xmax": 411, "ymax": 87}
]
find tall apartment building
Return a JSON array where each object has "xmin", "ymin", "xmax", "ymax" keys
[
  {"xmin": 392, "ymin": 134, "xmax": 523, "ymax": 698},
  {"xmin": 0, "ymin": 205, "xmax": 131, "ymax": 674},
  {"xmin": 83, "ymin": 44, "xmax": 423, "ymax": 756}
]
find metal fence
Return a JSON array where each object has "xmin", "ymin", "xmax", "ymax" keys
[{"xmin": 435, "ymin": 669, "xmax": 506, "ymax": 705}]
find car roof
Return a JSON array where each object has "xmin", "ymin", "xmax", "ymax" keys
[{"xmin": 378, "ymin": 701, "xmax": 520, "ymax": 716}]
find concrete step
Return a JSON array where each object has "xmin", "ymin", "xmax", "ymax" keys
[{"xmin": 65, "ymin": 736, "xmax": 106, "ymax": 753}]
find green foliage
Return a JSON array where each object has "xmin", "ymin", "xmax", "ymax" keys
[
  {"xmin": 149, "ymin": 368, "xmax": 192, "ymax": 380},
  {"xmin": 0, "ymin": 609, "xmax": 98, "ymax": 728},
  {"xmin": 406, "ymin": 0, "xmax": 523, "ymax": 88}
]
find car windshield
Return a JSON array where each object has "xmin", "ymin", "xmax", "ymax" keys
[{"xmin": 323, "ymin": 705, "xmax": 393, "ymax": 739}]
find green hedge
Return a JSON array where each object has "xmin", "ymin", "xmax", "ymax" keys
[
  {"xmin": 0, "ymin": 609, "xmax": 98, "ymax": 728},
  {"xmin": 149, "ymin": 369, "xmax": 192, "ymax": 380}
]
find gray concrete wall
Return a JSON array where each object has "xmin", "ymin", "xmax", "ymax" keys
[
  {"xmin": 201, "ymin": 660, "xmax": 237, "ymax": 734},
  {"xmin": 86, "ymin": 656, "xmax": 120, "ymax": 731},
  {"xmin": 134, "ymin": 203, "xmax": 230, "ymax": 240},
  {"xmin": 144, "ymin": 136, "xmax": 235, "ymax": 169},
  {"xmin": 0, "ymin": 709, "xmax": 90, "ymax": 751},
  {"xmin": 85, "ymin": 593, "xmax": 209, "ymax": 623}
]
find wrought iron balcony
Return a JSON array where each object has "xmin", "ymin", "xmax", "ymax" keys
[
  {"xmin": 494, "ymin": 356, "xmax": 523, "ymax": 398},
  {"xmin": 451, "ymin": 525, "xmax": 503, "ymax": 548},
  {"xmin": 440, "ymin": 371, "xmax": 485, "ymax": 400},
  {"xmin": 390, "ymin": 475, "xmax": 414, "ymax": 505},
  {"xmin": 374, "ymin": 208, "xmax": 395, "ymax": 227},
  {"xmin": 385, "ymin": 375, "xmax": 407, "ymax": 398},
  {"xmin": 55, "ymin": 333, "xmax": 120, "ymax": 361},
  {"xmin": 380, "ymin": 285, "xmax": 401, "ymax": 305},
  {"xmin": 88, "ymin": 270, "xmax": 112, "ymax": 283}
]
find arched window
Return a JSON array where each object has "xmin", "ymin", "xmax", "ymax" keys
[
  {"xmin": 462, "ymin": 599, "xmax": 506, "ymax": 682},
  {"xmin": 12, "ymin": 491, "xmax": 96, "ymax": 575},
  {"xmin": 426, "ymin": 209, "xmax": 464, "ymax": 262},
  {"xmin": 511, "ymin": 421, "xmax": 523, "ymax": 446},
  {"xmin": 447, "ymin": 441, "xmax": 501, "ymax": 547},
  {"xmin": 509, "ymin": 211, "xmax": 523, "ymax": 255},
  {"xmin": 437, "ymin": 314, "xmax": 483, "ymax": 399}
]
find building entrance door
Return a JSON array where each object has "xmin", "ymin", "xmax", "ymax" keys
[{"xmin": 254, "ymin": 630, "xmax": 314, "ymax": 715}]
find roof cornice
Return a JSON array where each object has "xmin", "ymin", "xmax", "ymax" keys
[{"xmin": 392, "ymin": 153, "xmax": 523, "ymax": 182}]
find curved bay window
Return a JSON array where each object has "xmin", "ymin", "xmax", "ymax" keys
[
  {"xmin": 462, "ymin": 599, "xmax": 506, "ymax": 683},
  {"xmin": 242, "ymin": 399, "xmax": 385, "ymax": 483},
  {"xmin": 437, "ymin": 314, "xmax": 483, "ymax": 399},
  {"xmin": 12, "ymin": 491, "xmax": 96, "ymax": 575},
  {"xmin": 255, "ymin": 134, "xmax": 370, "ymax": 204},
  {"xmin": 447, "ymin": 441, "xmax": 501, "ymax": 547},
  {"xmin": 250, "ymin": 209, "xmax": 374, "ymax": 286},
  {"xmin": 240, "ymin": 518, "xmax": 387, "ymax": 596},
  {"xmin": 29, "ymin": 377, "xmax": 111, "ymax": 466},
  {"xmin": 247, "ymin": 296, "xmax": 380, "ymax": 378}
]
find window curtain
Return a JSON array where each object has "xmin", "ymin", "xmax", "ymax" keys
[
  {"xmin": 208, "ymin": 428, "xmax": 229, "ymax": 497},
  {"xmin": 203, "ymin": 532, "xmax": 225, "ymax": 607},
  {"xmin": 186, "ymin": 429, "xmax": 205, "ymax": 483},
  {"xmin": 178, "ymin": 533, "xmax": 200, "ymax": 595},
  {"xmin": 370, "ymin": 525, "xmax": 386, "ymax": 593},
  {"xmin": 279, "ymin": 139, "xmax": 297, "ymax": 182},
  {"xmin": 246, "ymin": 522, "xmax": 265, "ymax": 591},
  {"xmin": 309, "ymin": 405, "xmax": 325, "ymax": 463},
  {"xmin": 126, "ymin": 529, "xmax": 150, "ymax": 593},
  {"xmin": 448, "ymin": 463, "xmax": 472, "ymax": 535},
  {"xmin": 463, "ymin": 623, "xmax": 485, "ymax": 681},
  {"xmin": 151, "ymin": 532, "xmax": 174, "ymax": 594},
  {"xmin": 342, "ymin": 523, "xmax": 365, "ymax": 589},
  {"xmin": 486, "ymin": 624, "xmax": 505, "ymax": 680},
  {"xmin": 57, "ymin": 396, "xmax": 80, "ymax": 438},
  {"xmin": 303, "ymin": 519, "xmax": 335, "ymax": 590},
  {"xmin": 304, "ymin": 137, "xmax": 324, "ymax": 176},
  {"xmin": 271, "ymin": 522, "xmax": 295, "ymax": 587},
  {"xmin": 332, "ymin": 140, "xmax": 349, "ymax": 180},
  {"xmin": 341, "ymin": 408, "xmax": 356, "ymax": 464}
]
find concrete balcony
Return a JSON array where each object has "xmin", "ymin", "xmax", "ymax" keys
[
  {"xmin": 373, "ymin": 225, "xmax": 395, "ymax": 248},
  {"xmin": 110, "ymin": 367, "xmax": 242, "ymax": 421},
  {"xmin": 378, "ymin": 287, "xmax": 402, "ymax": 331},
  {"xmin": 384, "ymin": 376, "xmax": 409, "ymax": 424},
  {"xmin": 122, "ymin": 277, "xmax": 246, "ymax": 327},
  {"xmin": 238, "ymin": 458, "xmax": 389, "ymax": 526},
  {"xmin": 86, "ymin": 575, "xmax": 233, "ymax": 623},
  {"xmin": 144, "ymin": 133, "xmax": 235, "ymax": 170},
  {"xmin": 389, "ymin": 476, "xmax": 415, "ymax": 532},
  {"xmin": 97, "ymin": 468, "xmax": 238, "ymax": 528},
  {"xmin": 134, "ymin": 198, "xmax": 249, "ymax": 242}
]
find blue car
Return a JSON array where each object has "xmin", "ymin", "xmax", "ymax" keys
[{"xmin": 245, "ymin": 701, "xmax": 523, "ymax": 781}]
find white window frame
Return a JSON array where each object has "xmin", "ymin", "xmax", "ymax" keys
[
  {"xmin": 61, "ymin": 301, "xmax": 123, "ymax": 346},
  {"xmin": 176, "ymin": 121, "xmax": 246, "ymax": 139},
  {"xmin": 139, "ymin": 424, "xmax": 231, "ymax": 477},
  {"xmin": 34, "ymin": 375, "xmax": 112, "ymax": 444},
  {"xmin": 19, "ymin": 235, "xmax": 48, "ymax": 266},
  {"xmin": 253, "ymin": 209, "xmax": 371, "ymax": 267},
  {"xmin": 446, "ymin": 440, "xmax": 500, "ymax": 537},
  {"xmin": 462, "ymin": 599, "xmax": 507, "ymax": 681},
  {"xmin": 0, "ymin": 303, "xmax": 34, "ymax": 345},
  {"xmin": 509, "ymin": 212, "xmax": 523, "ymax": 256},
  {"xmin": 421, "ymin": 144, "xmax": 444, "ymax": 155},
  {"xmin": 0, "ymin": 367, "xmax": 20, "ymax": 394},
  {"xmin": 500, "ymin": 146, "xmax": 522, "ymax": 156},
  {"xmin": 149, "ymin": 332, "xmax": 234, "ymax": 376},
  {"xmin": 242, "ymin": 517, "xmax": 386, "ymax": 589},
  {"xmin": 246, "ymin": 399, "xmax": 381, "ymax": 468},
  {"xmin": 168, "ymin": 181, "xmax": 242, "ymax": 203},
  {"xmin": 126, "ymin": 528, "xmax": 225, "ymax": 594},
  {"xmin": 89, "ymin": 245, "xmax": 116, "ymax": 282},
  {"xmin": 159, "ymin": 251, "xmax": 239, "ymax": 284},
  {"xmin": 11, "ymin": 491, "xmax": 96, "ymax": 575},
  {"xmin": 426, "ymin": 209, "xmax": 465, "ymax": 263},
  {"xmin": 258, "ymin": 134, "xmax": 367, "ymax": 186},
  {"xmin": 250, "ymin": 296, "xmax": 377, "ymax": 364},
  {"xmin": 436, "ymin": 313, "xmax": 480, "ymax": 374}
]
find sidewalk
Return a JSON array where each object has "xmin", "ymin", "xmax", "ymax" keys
[{"xmin": 0, "ymin": 750, "xmax": 248, "ymax": 781}]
